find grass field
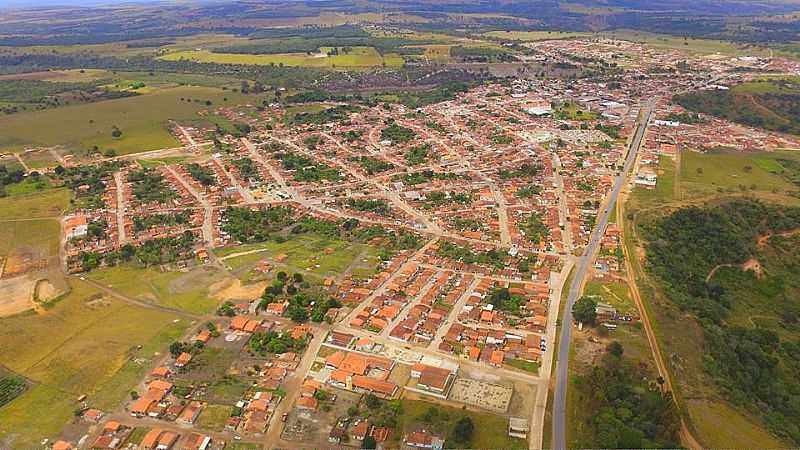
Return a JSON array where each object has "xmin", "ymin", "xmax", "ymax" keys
[
  {"xmin": 86, "ymin": 264, "xmax": 229, "ymax": 315},
  {"xmin": 0, "ymin": 86, "xmax": 249, "ymax": 155},
  {"xmin": 686, "ymin": 400, "xmax": 787, "ymax": 448},
  {"xmin": 216, "ymin": 234, "xmax": 381, "ymax": 283},
  {"xmin": 632, "ymin": 157, "xmax": 675, "ymax": 206},
  {"xmin": 0, "ymin": 219, "xmax": 61, "ymax": 261},
  {"xmin": 483, "ymin": 29, "xmax": 770, "ymax": 58},
  {"xmin": 609, "ymin": 30, "xmax": 771, "ymax": 57},
  {"xmin": 584, "ymin": 280, "xmax": 635, "ymax": 315},
  {"xmin": 159, "ymin": 47, "xmax": 404, "ymax": 68},
  {"xmin": 0, "ymin": 278, "xmax": 188, "ymax": 448},
  {"xmin": 2, "ymin": 177, "xmax": 49, "ymax": 197},
  {"xmin": 680, "ymin": 150, "xmax": 796, "ymax": 197},
  {"xmin": 399, "ymin": 399, "xmax": 527, "ymax": 449},
  {"xmin": 196, "ymin": 404, "xmax": 234, "ymax": 432},
  {"xmin": 0, "ymin": 188, "xmax": 69, "ymax": 220}
]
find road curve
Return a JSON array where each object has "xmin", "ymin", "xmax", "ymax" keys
[{"xmin": 551, "ymin": 101, "xmax": 654, "ymax": 450}]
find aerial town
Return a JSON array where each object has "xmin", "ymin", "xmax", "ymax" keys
[{"xmin": 2, "ymin": 12, "xmax": 800, "ymax": 448}]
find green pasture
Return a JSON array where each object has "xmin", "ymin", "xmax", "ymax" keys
[
  {"xmin": 0, "ymin": 86, "xmax": 249, "ymax": 155},
  {"xmin": 86, "ymin": 264, "xmax": 228, "ymax": 315},
  {"xmin": 0, "ymin": 278, "xmax": 187, "ymax": 448}
]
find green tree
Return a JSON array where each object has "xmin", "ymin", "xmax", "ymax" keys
[
  {"xmin": 365, "ymin": 393, "xmax": 381, "ymax": 410},
  {"xmin": 572, "ymin": 296, "xmax": 597, "ymax": 325},
  {"xmin": 362, "ymin": 436, "xmax": 377, "ymax": 449},
  {"xmin": 450, "ymin": 416, "xmax": 475, "ymax": 446}
]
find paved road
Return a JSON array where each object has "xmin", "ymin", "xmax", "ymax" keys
[{"xmin": 551, "ymin": 101, "xmax": 654, "ymax": 450}]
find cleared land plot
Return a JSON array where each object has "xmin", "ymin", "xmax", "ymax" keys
[
  {"xmin": 86, "ymin": 264, "xmax": 229, "ymax": 315},
  {"xmin": 197, "ymin": 403, "xmax": 234, "ymax": 432},
  {"xmin": 0, "ymin": 86, "xmax": 249, "ymax": 155},
  {"xmin": 159, "ymin": 47, "xmax": 403, "ymax": 68},
  {"xmin": 0, "ymin": 278, "xmax": 187, "ymax": 448}
]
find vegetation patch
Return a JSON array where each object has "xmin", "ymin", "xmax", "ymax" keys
[{"xmin": 643, "ymin": 199, "xmax": 800, "ymax": 444}]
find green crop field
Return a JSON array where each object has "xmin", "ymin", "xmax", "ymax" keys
[
  {"xmin": 0, "ymin": 86, "xmax": 249, "ymax": 155},
  {"xmin": 0, "ymin": 278, "xmax": 188, "ymax": 448},
  {"xmin": 159, "ymin": 47, "xmax": 404, "ymax": 68}
]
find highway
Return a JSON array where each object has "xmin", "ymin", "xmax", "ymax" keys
[{"xmin": 551, "ymin": 100, "xmax": 655, "ymax": 450}]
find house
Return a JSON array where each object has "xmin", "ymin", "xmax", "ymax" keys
[
  {"xmin": 131, "ymin": 380, "xmax": 173, "ymax": 417},
  {"xmin": 83, "ymin": 408, "xmax": 104, "ymax": 422},
  {"xmin": 182, "ymin": 433, "xmax": 212, "ymax": 450},
  {"xmin": 405, "ymin": 431, "xmax": 444, "ymax": 450},
  {"xmin": 412, "ymin": 364, "xmax": 455, "ymax": 395},
  {"xmin": 156, "ymin": 431, "xmax": 179, "ymax": 450},
  {"xmin": 175, "ymin": 352, "xmax": 192, "ymax": 368},
  {"xmin": 177, "ymin": 401, "xmax": 203, "ymax": 424},
  {"xmin": 150, "ymin": 366, "xmax": 171, "ymax": 378},
  {"xmin": 65, "ymin": 214, "xmax": 88, "ymax": 239},
  {"xmin": 266, "ymin": 302, "xmax": 287, "ymax": 315},
  {"xmin": 327, "ymin": 331, "xmax": 355, "ymax": 347},
  {"xmin": 490, "ymin": 350, "xmax": 505, "ymax": 367},
  {"xmin": 193, "ymin": 329, "xmax": 211, "ymax": 344},
  {"xmin": 290, "ymin": 324, "xmax": 312, "ymax": 340},
  {"xmin": 352, "ymin": 375, "xmax": 399, "ymax": 398},
  {"xmin": 230, "ymin": 316, "xmax": 262, "ymax": 332},
  {"xmin": 352, "ymin": 420, "xmax": 371, "ymax": 441},
  {"xmin": 296, "ymin": 396, "xmax": 318, "ymax": 411},
  {"xmin": 53, "ymin": 441, "xmax": 74, "ymax": 450},
  {"xmin": 370, "ymin": 426, "xmax": 390, "ymax": 443},
  {"xmin": 141, "ymin": 429, "xmax": 163, "ymax": 450}
]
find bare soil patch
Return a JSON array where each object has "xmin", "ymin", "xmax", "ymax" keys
[
  {"xmin": 0, "ymin": 275, "xmax": 35, "ymax": 317},
  {"xmin": 210, "ymin": 277, "xmax": 266, "ymax": 302}
]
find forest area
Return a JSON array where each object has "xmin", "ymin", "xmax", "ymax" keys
[{"xmin": 643, "ymin": 199, "xmax": 800, "ymax": 444}]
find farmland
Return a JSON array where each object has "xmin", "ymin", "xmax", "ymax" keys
[
  {"xmin": 0, "ymin": 86, "xmax": 249, "ymax": 155},
  {"xmin": 159, "ymin": 47, "xmax": 404, "ymax": 68}
]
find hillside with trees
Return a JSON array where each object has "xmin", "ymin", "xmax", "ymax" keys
[{"xmin": 643, "ymin": 199, "xmax": 800, "ymax": 444}]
